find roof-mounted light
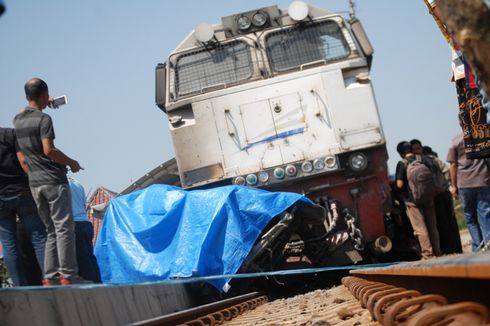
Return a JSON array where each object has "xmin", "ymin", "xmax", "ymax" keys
[
  {"xmin": 237, "ymin": 15, "xmax": 252, "ymax": 31},
  {"xmin": 194, "ymin": 22, "xmax": 214, "ymax": 43},
  {"xmin": 252, "ymin": 11, "xmax": 268, "ymax": 27},
  {"xmin": 288, "ymin": 1, "xmax": 309, "ymax": 21}
]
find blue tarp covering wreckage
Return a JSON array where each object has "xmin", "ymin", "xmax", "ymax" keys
[{"xmin": 94, "ymin": 184, "xmax": 312, "ymax": 291}]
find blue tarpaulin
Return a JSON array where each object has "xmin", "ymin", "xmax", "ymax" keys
[{"xmin": 94, "ymin": 184, "xmax": 311, "ymax": 290}]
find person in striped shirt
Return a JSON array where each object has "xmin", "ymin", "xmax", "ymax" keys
[{"xmin": 13, "ymin": 78, "xmax": 85, "ymax": 285}]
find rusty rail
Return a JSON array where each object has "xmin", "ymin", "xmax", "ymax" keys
[
  {"xmin": 131, "ymin": 292, "xmax": 268, "ymax": 326},
  {"xmin": 342, "ymin": 276, "xmax": 490, "ymax": 325}
]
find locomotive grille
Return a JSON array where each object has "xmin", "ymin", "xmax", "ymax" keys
[
  {"xmin": 173, "ymin": 40, "xmax": 253, "ymax": 97},
  {"xmin": 265, "ymin": 20, "xmax": 351, "ymax": 72}
]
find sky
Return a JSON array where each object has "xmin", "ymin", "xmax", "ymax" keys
[{"xmin": 0, "ymin": 1, "xmax": 460, "ymax": 195}]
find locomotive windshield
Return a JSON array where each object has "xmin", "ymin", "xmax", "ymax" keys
[
  {"xmin": 265, "ymin": 20, "xmax": 351, "ymax": 72},
  {"xmin": 174, "ymin": 40, "xmax": 253, "ymax": 97}
]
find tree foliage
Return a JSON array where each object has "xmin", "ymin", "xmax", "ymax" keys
[{"xmin": 0, "ymin": 258, "xmax": 12, "ymax": 287}]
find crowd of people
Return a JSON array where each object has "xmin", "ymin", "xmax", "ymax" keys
[
  {"xmin": 394, "ymin": 137, "xmax": 490, "ymax": 259},
  {"xmin": 0, "ymin": 78, "xmax": 100, "ymax": 286}
]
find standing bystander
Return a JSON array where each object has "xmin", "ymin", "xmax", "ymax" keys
[
  {"xmin": 69, "ymin": 177, "xmax": 101, "ymax": 283},
  {"xmin": 0, "ymin": 127, "xmax": 46, "ymax": 286},
  {"xmin": 13, "ymin": 78, "xmax": 84, "ymax": 285},
  {"xmin": 411, "ymin": 139, "xmax": 463, "ymax": 254},
  {"xmin": 395, "ymin": 141, "xmax": 441, "ymax": 259},
  {"xmin": 447, "ymin": 132, "xmax": 490, "ymax": 251}
]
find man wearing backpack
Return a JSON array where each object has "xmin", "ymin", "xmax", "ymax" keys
[
  {"xmin": 395, "ymin": 141, "xmax": 441, "ymax": 259},
  {"xmin": 411, "ymin": 139, "xmax": 463, "ymax": 254}
]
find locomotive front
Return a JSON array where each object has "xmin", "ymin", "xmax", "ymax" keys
[{"xmin": 156, "ymin": 2, "xmax": 392, "ymax": 268}]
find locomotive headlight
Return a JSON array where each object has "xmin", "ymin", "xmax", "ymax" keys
[
  {"xmin": 234, "ymin": 176, "xmax": 246, "ymax": 186},
  {"xmin": 285, "ymin": 165, "xmax": 297, "ymax": 176},
  {"xmin": 348, "ymin": 152, "xmax": 368, "ymax": 172},
  {"xmin": 246, "ymin": 174, "xmax": 258, "ymax": 185},
  {"xmin": 252, "ymin": 11, "xmax": 268, "ymax": 27},
  {"xmin": 301, "ymin": 161, "xmax": 313, "ymax": 173},
  {"xmin": 237, "ymin": 15, "xmax": 252, "ymax": 31},
  {"xmin": 313, "ymin": 159, "xmax": 325, "ymax": 170},
  {"xmin": 258, "ymin": 171, "xmax": 269, "ymax": 183},
  {"xmin": 273, "ymin": 167, "xmax": 285, "ymax": 179},
  {"xmin": 324, "ymin": 156, "xmax": 337, "ymax": 169}
]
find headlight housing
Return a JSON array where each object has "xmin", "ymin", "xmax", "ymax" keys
[
  {"xmin": 348, "ymin": 152, "xmax": 368, "ymax": 172},
  {"xmin": 258, "ymin": 171, "xmax": 269, "ymax": 183},
  {"xmin": 252, "ymin": 11, "xmax": 268, "ymax": 27},
  {"xmin": 237, "ymin": 15, "xmax": 251, "ymax": 31},
  {"xmin": 273, "ymin": 167, "xmax": 285, "ymax": 179},
  {"xmin": 313, "ymin": 159, "xmax": 325, "ymax": 170},
  {"xmin": 285, "ymin": 165, "xmax": 297, "ymax": 176},
  {"xmin": 324, "ymin": 156, "xmax": 337, "ymax": 169},
  {"xmin": 246, "ymin": 174, "xmax": 258, "ymax": 185},
  {"xmin": 301, "ymin": 161, "xmax": 313, "ymax": 173},
  {"xmin": 234, "ymin": 176, "xmax": 246, "ymax": 186}
]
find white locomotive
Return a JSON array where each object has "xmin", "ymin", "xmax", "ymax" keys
[{"xmin": 155, "ymin": 2, "xmax": 393, "ymax": 269}]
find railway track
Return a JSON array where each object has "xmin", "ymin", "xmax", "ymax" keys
[{"xmin": 132, "ymin": 252, "xmax": 490, "ymax": 326}]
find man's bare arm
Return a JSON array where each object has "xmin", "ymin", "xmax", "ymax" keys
[
  {"xmin": 449, "ymin": 162, "xmax": 458, "ymax": 199},
  {"xmin": 396, "ymin": 179, "xmax": 403, "ymax": 189},
  {"xmin": 16, "ymin": 151, "xmax": 29, "ymax": 174},
  {"xmin": 41, "ymin": 138, "xmax": 81, "ymax": 172}
]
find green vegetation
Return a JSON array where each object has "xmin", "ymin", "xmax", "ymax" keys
[
  {"xmin": 453, "ymin": 198, "xmax": 467, "ymax": 230},
  {"xmin": 0, "ymin": 258, "xmax": 12, "ymax": 287}
]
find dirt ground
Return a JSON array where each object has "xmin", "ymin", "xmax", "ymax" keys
[{"xmin": 460, "ymin": 228, "xmax": 473, "ymax": 253}]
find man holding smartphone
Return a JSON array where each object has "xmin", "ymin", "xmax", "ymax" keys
[{"xmin": 13, "ymin": 77, "xmax": 84, "ymax": 285}]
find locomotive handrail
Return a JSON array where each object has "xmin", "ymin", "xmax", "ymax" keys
[
  {"xmin": 300, "ymin": 59, "xmax": 327, "ymax": 70},
  {"xmin": 201, "ymin": 83, "xmax": 227, "ymax": 93}
]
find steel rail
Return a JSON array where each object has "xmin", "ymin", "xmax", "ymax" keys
[
  {"xmin": 350, "ymin": 253, "xmax": 490, "ymax": 307},
  {"xmin": 343, "ymin": 276, "xmax": 490, "ymax": 325},
  {"xmin": 131, "ymin": 292, "xmax": 267, "ymax": 326}
]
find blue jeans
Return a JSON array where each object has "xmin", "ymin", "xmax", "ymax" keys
[
  {"xmin": 0, "ymin": 191, "xmax": 46, "ymax": 286},
  {"xmin": 459, "ymin": 186, "xmax": 490, "ymax": 251},
  {"xmin": 75, "ymin": 221, "xmax": 101, "ymax": 283}
]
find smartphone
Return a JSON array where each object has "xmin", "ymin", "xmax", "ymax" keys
[{"xmin": 51, "ymin": 95, "xmax": 68, "ymax": 109}]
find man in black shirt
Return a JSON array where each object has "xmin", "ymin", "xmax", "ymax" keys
[
  {"xmin": 0, "ymin": 127, "xmax": 46, "ymax": 286},
  {"xmin": 14, "ymin": 78, "xmax": 83, "ymax": 285}
]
